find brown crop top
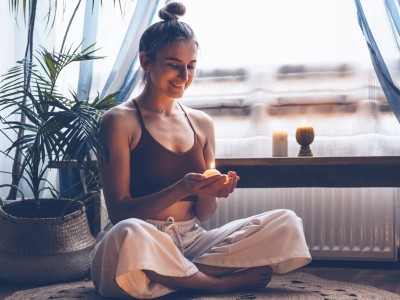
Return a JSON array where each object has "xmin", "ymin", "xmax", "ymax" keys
[{"xmin": 130, "ymin": 100, "xmax": 207, "ymax": 200}]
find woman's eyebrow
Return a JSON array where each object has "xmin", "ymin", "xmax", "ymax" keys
[{"xmin": 165, "ymin": 57, "xmax": 197, "ymax": 63}]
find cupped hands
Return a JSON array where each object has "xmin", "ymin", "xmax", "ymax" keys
[{"xmin": 183, "ymin": 171, "xmax": 240, "ymax": 198}]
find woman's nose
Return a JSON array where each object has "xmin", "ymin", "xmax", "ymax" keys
[{"xmin": 179, "ymin": 67, "xmax": 189, "ymax": 80}]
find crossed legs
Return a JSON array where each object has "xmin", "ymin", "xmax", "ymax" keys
[{"xmin": 144, "ymin": 264, "xmax": 273, "ymax": 294}]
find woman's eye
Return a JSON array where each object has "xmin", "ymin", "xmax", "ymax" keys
[{"xmin": 167, "ymin": 64, "xmax": 196, "ymax": 71}]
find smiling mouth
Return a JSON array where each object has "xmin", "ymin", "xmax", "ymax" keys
[{"xmin": 170, "ymin": 82, "xmax": 185, "ymax": 87}]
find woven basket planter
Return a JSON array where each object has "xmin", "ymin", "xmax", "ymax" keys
[{"xmin": 0, "ymin": 198, "xmax": 96, "ymax": 284}]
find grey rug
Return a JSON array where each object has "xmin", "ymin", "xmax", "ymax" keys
[{"xmin": 5, "ymin": 272, "xmax": 400, "ymax": 300}]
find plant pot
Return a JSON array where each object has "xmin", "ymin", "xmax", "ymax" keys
[{"xmin": 0, "ymin": 198, "xmax": 96, "ymax": 284}]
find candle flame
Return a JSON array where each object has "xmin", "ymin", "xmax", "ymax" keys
[
  {"xmin": 210, "ymin": 162, "xmax": 215, "ymax": 169},
  {"xmin": 300, "ymin": 120, "xmax": 313, "ymax": 127}
]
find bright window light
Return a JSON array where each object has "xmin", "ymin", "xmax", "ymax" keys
[{"xmin": 180, "ymin": 0, "xmax": 372, "ymax": 69}]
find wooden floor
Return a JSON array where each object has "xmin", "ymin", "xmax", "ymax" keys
[{"xmin": 0, "ymin": 261, "xmax": 399, "ymax": 298}]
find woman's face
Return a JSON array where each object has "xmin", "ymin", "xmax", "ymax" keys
[{"xmin": 146, "ymin": 39, "xmax": 198, "ymax": 99}]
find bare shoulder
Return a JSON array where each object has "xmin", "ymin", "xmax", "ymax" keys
[
  {"xmin": 182, "ymin": 104, "xmax": 214, "ymax": 129},
  {"xmin": 100, "ymin": 102, "xmax": 137, "ymax": 132}
]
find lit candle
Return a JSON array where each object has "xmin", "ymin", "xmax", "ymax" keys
[
  {"xmin": 203, "ymin": 162, "xmax": 221, "ymax": 177},
  {"xmin": 272, "ymin": 130, "xmax": 288, "ymax": 157},
  {"xmin": 295, "ymin": 123, "xmax": 314, "ymax": 145},
  {"xmin": 295, "ymin": 122, "xmax": 315, "ymax": 157}
]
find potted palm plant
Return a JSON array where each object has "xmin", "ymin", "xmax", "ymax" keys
[{"xmin": 0, "ymin": 44, "xmax": 117, "ymax": 284}]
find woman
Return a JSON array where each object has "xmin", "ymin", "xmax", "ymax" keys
[{"xmin": 90, "ymin": 2, "xmax": 311, "ymax": 299}]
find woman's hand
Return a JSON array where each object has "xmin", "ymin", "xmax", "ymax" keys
[
  {"xmin": 223, "ymin": 171, "xmax": 240, "ymax": 197},
  {"xmin": 183, "ymin": 171, "xmax": 240, "ymax": 198}
]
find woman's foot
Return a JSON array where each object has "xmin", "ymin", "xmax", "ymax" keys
[
  {"xmin": 218, "ymin": 266, "xmax": 273, "ymax": 292},
  {"xmin": 144, "ymin": 265, "xmax": 273, "ymax": 294}
]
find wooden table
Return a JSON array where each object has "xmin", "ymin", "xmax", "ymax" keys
[{"xmin": 216, "ymin": 156, "xmax": 400, "ymax": 188}]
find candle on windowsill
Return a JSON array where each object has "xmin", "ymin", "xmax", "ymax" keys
[
  {"xmin": 296, "ymin": 123, "xmax": 314, "ymax": 137},
  {"xmin": 203, "ymin": 162, "xmax": 221, "ymax": 177},
  {"xmin": 295, "ymin": 122, "xmax": 315, "ymax": 157},
  {"xmin": 272, "ymin": 130, "xmax": 288, "ymax": 157}
]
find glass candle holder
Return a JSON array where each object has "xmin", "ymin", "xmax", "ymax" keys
[{"xmin": 295, "ymin": 124, "xmax": 314, "ymax": 157}]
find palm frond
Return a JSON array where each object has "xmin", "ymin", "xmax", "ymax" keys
[{"xmin": 0, "ymin": 43, "xmax": 118, "ymax": 201}]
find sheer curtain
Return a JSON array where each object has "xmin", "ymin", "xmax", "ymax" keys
[
  {"xmin": 0, "ymin": 2, "xmax": 68, "ymax": 199},
  {"xmin": 0, "ymin": 5, "xmax": 25, "ymax": 199},
  {"xmin": 177, "ymin": 0, "xmax": 400, "ymax": 158},
  {"xmin": 355, "ymin": 0, "xmax": 400, "ymax": 123},
  {"xmin": 100, "ymin": 0, "xmax": 162, "ymax": 102}
]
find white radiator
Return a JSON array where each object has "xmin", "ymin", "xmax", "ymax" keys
[{"xmin": 201, "ymin": 187, "xmax": 399, "ymax": 261}]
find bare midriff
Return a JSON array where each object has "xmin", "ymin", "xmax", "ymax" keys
[{"xmin": 152, "ymin": 200, "xmax": 195, "ymax": 221}]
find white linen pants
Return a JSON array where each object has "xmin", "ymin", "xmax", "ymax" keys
[{"xmin": 90, "ymin": 209, "xmax": 311, "ymax": 299}]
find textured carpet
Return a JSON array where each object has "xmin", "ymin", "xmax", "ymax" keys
[{"xmin": 5, "ymin": 272, "xmax": 400, "ymax": 300}]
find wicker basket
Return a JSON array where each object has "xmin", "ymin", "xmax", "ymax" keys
[{"xmin": 0, "ymin": 199, "xmax": 96, "ymax": 284}]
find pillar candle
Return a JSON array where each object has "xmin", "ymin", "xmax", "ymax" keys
[{"xmin": 272, "ymin": 130, "xmax": 288, "ymax": 157}]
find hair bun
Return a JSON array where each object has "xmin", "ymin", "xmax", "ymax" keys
[{"xmin": 159, "ymin": 2, "xmax": 186, "ymax": 21}]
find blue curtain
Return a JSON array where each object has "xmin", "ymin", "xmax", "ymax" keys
[
  {"xmin": 100, "ymin": 0, "xmax": 161, "ymax": 103},
  {"xmin": 355, "ymin": 0, "xmax": 400, "ymax": 123}
]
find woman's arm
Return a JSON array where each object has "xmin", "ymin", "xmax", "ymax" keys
[{"xmin": 192, "ymin": 111, "xmax": 239, "ymax": 222}]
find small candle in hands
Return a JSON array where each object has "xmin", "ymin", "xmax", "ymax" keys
[{"xmin": 203, "ymin": 162, "xmax": 221, "ymax": 177}]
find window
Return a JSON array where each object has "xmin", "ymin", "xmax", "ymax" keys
[{"xmin": 176, "ymin": 0, "xmax": 400, "ymax": 157}]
